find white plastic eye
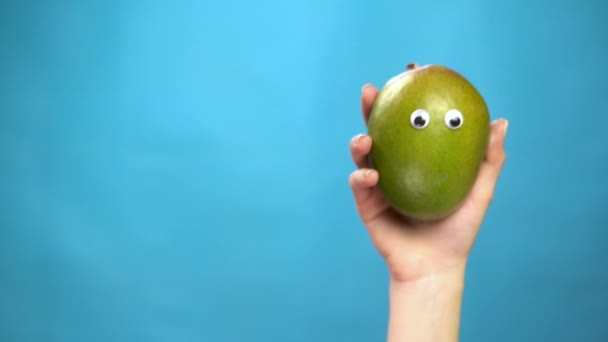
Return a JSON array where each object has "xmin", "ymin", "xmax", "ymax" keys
[
  {"xmin": 445, "ymin": 109, "xmax": 464, "ymax": 129},
  {"xmin": 410, "ymin": 109, "xmax": 430, "ymax": 129}
]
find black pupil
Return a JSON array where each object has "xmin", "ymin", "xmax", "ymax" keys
[
  {"xmin": 414, "ymin": 116, "xmax": 426, "ymax": 127},
  {"xmin": 450, "ymin": 117, "xmax": 461, "ymax": 127}
]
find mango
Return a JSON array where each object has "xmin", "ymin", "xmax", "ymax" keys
[{"xmin": 367, "ymin": 63, "xmax": 490, "ymax": 220}]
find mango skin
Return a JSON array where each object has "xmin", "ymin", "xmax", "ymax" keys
[{"xmin": 367, "ymin": 65, "xmax": 490, "ymax": 221}]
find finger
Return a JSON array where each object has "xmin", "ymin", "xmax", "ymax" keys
[
  {"xmin": 350, "ymin": 134, "xmax": 373, "ymax": 168},
  {"xmin": 349, "ymin": 168, "xmax": 378, "ymax": 203},
  {"xmin": 361, "ymin": 84, "xmax": 379, "ymax": 125},
  {"xmin": 470, "ymin": 119, "xmax": 509, "ymax": 208},
  {"xmin": 349, "ymin": 168, "xmax": 388, "ymax": 222},
  {"xmin": 349, "ymin": 169, "xmax": 389, "ymax": 223}
]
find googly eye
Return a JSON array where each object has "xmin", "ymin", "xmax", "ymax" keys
[
  {"xmin": 445, "ymin": 109, "xmax": 464, "ymax": 129},
  {"xmin": 410, "ymin": 109, "xmax": 430, "ymax": 129}
]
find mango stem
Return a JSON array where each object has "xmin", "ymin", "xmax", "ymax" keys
[{"xmin": 406, "ymin": 63, "xmax": 420, "ymax": 71}]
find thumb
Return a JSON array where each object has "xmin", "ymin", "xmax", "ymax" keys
[{"xmin": 469, "ymin": 119, "xmax": 509, "ymax": 209}]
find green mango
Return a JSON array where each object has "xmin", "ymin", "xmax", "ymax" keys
[{"xmin": 367, "ymin": 64, "xmax": 491, "ymax": 220}]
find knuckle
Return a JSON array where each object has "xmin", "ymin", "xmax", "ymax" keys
[
  {"xmin": 348, "ymin": 171, "xmax": 360, "ymax": 186},
  {"xmin": 474, "ymin": 186, "xmax": 495, "ymax": 208},
  {"xmin": 499, "ymin": 152, "xmax": 507, "ymax": 165}
]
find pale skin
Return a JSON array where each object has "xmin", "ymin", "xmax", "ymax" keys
[{"xmin": 349, "ymin": 84, "xmax": 508, "ymax": 342}]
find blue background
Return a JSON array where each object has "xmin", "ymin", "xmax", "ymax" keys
[{"xmin": 1, "ymin": 0, "xmax": 607, "ymax": 341}]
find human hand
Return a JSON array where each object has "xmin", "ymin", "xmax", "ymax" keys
[{"xmin": 349, "ymin": 83, "xmax": 508, "ymax": 284}]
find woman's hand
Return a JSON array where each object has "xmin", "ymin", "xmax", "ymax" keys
[
  {"xmin": 350, "ymin": 83, "xmax": 508, "ymax": 283},
  {"xmin": 349, "ymin": 83, "xmax": 508, "ymax": 342}
]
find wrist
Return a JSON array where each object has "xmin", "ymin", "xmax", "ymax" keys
[
  {"xmin": 388, "ymin": 254, "xmax": 468, "ymax": 286},
  {"xmin": 389, "ymin": 263, "xmax": 466, "ymax": 297},
  {"xmin": 387, "ymin": 262, "xmax": 467, "ymax": 342}
]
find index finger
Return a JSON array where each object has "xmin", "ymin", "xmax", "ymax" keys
[{"xmin": 361, "ymin": 84, "xmax": 379, "ymax": 126}]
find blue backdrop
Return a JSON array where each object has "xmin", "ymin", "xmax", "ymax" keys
[{"xmin": 1, "ymin": 0, "xmax": 607, "ymax": 341}]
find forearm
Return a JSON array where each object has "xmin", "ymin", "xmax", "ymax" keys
[{"xmin": 387, "ymin": 265, "xmax": 466, "ymax": 342}]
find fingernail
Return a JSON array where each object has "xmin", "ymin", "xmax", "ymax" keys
[
  {"xmin": 363, "ymin": 169, "xmax": 372, "ymax": 178},
  {"xmin": 503, "ymin": 120, "xmax": 509, "ymax": 137},
  {"xmin": 352, "ymin": 134, "xmax": 364, "ymax": 145},
  {"xmin": 361, "ymin": 84, "xmax": 370, "ymax": 94}
]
